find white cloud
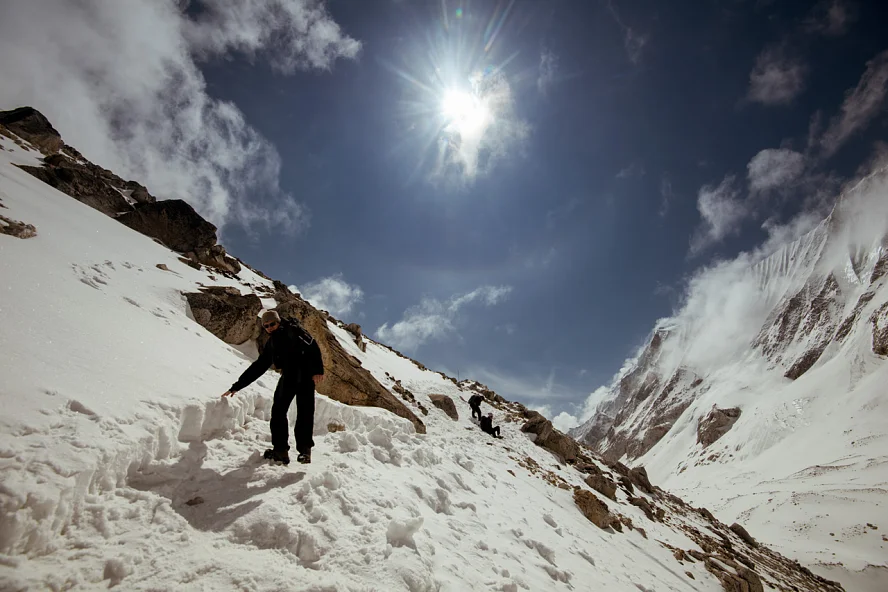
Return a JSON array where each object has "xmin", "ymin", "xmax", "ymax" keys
[
  {"xmin": 537, "ymin": 49, "xmax": 558, "ymax": 96},
  {"xmin": 690, "ymin": 176, "xmax": 747, "ymax": 255},
  {"xmin": 616, "ymin": 162, "xmax": 645, "ymax": 179},
  {"xmin": 290, "ymin": 274, "xmax": 364, "ymax": 317},
  {"xmin": 0, "ymin": 0, "xmax": 359, "ymax": 234},
  {"xmin": 551, "ymin": 411, "xmax": 580, "ymax": 433},
  {"xmin": 605, "ymin": 1, "xmax": 647, "ymax": 64},
  {"xmin": 376, "ymin": 285, "xmax": 512, "ymax": 351},
  {"xmin": 748, "ymin": 47, "xmax": 807, "ymax": 105},
  {"xmin": 805, "ymin": 0, "xmax": 857, "ymax": 36},
  {"xmin": 747, "ymin": 148, "xmax": 806, "ymax": 194},
  {"xmin": 819, "ymin": 50, "xmax": 888, "ymax": 158}
]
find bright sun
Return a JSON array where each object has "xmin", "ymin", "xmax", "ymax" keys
[{"xmin": 441, "ymin": 89, "xmax": 491, "ymax": 136}]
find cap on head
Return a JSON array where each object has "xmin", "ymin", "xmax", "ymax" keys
[{"xmin": 261, "ymin": 310, "xmax": 281, "ymax": 324}]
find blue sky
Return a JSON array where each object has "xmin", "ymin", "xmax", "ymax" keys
[{"xmin": 2, "ymin": 0, "xmax": 887, "ymax": 428}]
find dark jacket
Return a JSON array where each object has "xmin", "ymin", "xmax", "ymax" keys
[
  {"xmin": 468, "ymin": 394, "xmax": 483, "ymax": 408},
  {"xmin": 479, "ymin": 415, "xmax": 494, "ymax": 433},
  {"xmin": 231, "ymin": 320, "xmax": 324, "ymax": 391}
]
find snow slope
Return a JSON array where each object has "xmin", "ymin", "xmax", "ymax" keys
[
  {"xmin": 0, "ymin": 128, "xmax": 848, "ymax": 591},
  {"xmin": 0, "ymin": 132, "xmax": 735, "ymax": 592},
  {"xmin": 572, "ymin": 170, "xmax": 888, "ymax": 590}
]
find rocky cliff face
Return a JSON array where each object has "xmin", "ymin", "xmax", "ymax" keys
[{"xmin": 573, "ymin": 169, "xmax": 888, "ymax": 464}]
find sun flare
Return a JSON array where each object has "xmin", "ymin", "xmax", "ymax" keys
[{"xmin": 441, "ymin": 89, "xmax": 491, "ymax": 136}]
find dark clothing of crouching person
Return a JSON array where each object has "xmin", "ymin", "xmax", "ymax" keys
[
  {"xmin": 480, "ymin": 413, "xmax": 502, "ymax": 438},
  {"xmin": 468, "ymin": 393, "xmax": 484, "ymax": 421}
]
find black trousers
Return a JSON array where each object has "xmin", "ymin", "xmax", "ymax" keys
[
  {"xmin": 471, "ymin": 405, "xmax": 482, "ymax": 420},
  {"xmin": 270, "ymin": 372, "xmax": 315, "ymax": 454},
  {"xmin": 483, "ymin": 426, "xmax": 500, "ymax": 437}
]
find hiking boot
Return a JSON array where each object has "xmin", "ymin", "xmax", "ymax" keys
[
  {"xmin": 264, "ymin": 449, "xmax": 289, "ymax": 465},
  {"xmin": 296, "ymin": 452, "xmax": 311, "ymax": 464}
]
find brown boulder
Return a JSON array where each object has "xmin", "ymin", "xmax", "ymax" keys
[
  {"xmin": 270, "ymin": 286, "xmax": 425, "ymax": 434},
  {"xmin": 0, "ymin": 107, "xmax": 63, "ymax": 154},
  {"xmin": 520, "ymin": 411, "xmax": 580, "ymax": 463},
  {"xmin": 428, "ymin": 394, "xmax": 459, "ymax": 421},
  {"xmin": 184, "ymin": 287, "xmax": 262, "ymax": 345},
  {"xmin": 344, "ymin": 323, "xmax": 366, "ymax": 352},
  {"xmin": 628, "ymin": 466, "xmax": 655, "ymax": 495},
  {"xmin": 729, "ymin": 523, "xmax": 758, "ymax": 548},
  {"xmin": 585, "ymin": 474, "xmax": 617, "ymax": 500},
  {"xmin": 0, "ymin": 214, "xmax": 37, "ymax": 239},
  {"xmin": 573, "ymin": 488, "xmax": 619, "ymax": 530},
  {"xmin": 697, "ymin": 406, "xmax": 741, "ymax": 447}
]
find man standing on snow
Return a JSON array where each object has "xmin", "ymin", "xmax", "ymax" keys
[
  {"xmin": 222, "ymin": 310, "xmax": 324, "ymax": 465},
  {"xmin": 468, "ymin": 393, "xmax": 484, "ymax": 421}
]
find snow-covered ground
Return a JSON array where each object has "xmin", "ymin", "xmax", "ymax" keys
[{"xmin": 0, "ymin": 134, "xmax": 741, "ymax": 591}]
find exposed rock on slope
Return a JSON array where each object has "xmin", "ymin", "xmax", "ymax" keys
[
  {"xmin": 268, "ymin": 282, "xmax": 426, "ymax": 434},
  {"xmin": 697, "ymin": 406, "xmax": 741, "ymax": 447},
  {"xmin": 428, "ymin": 394, "xmax": 459, "ymax": 420},
  {"xmin": 0, "ymin": 106, "xmax": 63, "ymax": 154},
  {"xmin": 184, "ymin": 287, "xmax": 262, "ymax": 345}
]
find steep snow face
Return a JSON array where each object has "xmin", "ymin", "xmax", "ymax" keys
[
  {"xmin": 0, "ymin": 133, "xmax": 750, "ymax": 592},
  {"xmin": 572, "ymin": 170, "xmax": 888, "ymax": 588}
]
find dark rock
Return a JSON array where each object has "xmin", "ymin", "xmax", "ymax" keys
[
  {"xmin": 184, "ymin": 287, "xmax": 262, "ymax": 345},
  {"xmin": 785, "ymin": 342, "xmax": 828, "ymax": 379},
  {"xmin": 521, "ymin": 411, "xmax": 580, "ymax": 463},
  {"xmin": 18, "ymin": 157, "xmax": 133, "ymax": 216},
  {"xmin": 0, "ymin": 107, "xmax": 63, "ymax": 154},
  {"xmin": 344, "ymin": 323, "xmax": 366, "ymax": 352},
  {"xmin": 628, "ymin": 466, "xmax": 655, "ymax": 495},
  {"xmin": 730, "ymin": 523, "xmax": 757, "ymax": 547},
  {"xmin": 118, "ymin": 200, "xmax": 216, "ymax": 253},
  {"xmin": 429, "ymin": 394, "xmax": 459, "ymax": 421},
  {"xmin": 697, "ymin": 406, "xmax": 741, "ymax": 447},
  {"xmin": 585, "ymin": 474, "xmax": 617, "ymax": 500},
  {"xmin": 0, "ymin": 214, "xmax": 37, "ymax": 239},
  {"xmin": 870, "ymin": 302, "xmax": 888, "ymax": 356},
  {"xmin": 573, "ymin": 489, "xmax": 619, "ymax": 530}
]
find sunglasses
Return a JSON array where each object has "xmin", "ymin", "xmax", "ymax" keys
[{"xmin": 263, "ymin": 321, "xmax": 279, "ymax": 329}]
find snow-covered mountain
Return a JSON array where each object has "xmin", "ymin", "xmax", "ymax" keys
[
  {"xmin": 0, "ymin": 109, "xmax": 848, "ymax": 591},
  {"xmin": 572, "ymin": 167, "xmax": 888, "ymax": 589}
]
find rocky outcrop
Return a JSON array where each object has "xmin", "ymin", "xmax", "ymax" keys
[
  {"xmin": 730, "ymin": 523, "xmax": 758, "ymax": 548},
  {"xmin": 697, "ymin": 406, "xmax": 741, "ymax": 447},
  {"xmin": 0, "ymin": 107, "xmax": 63, "ymax": 154},
  {"xmin": 584, "ymin": 474, "xmax": 617, "ymax": 500},
  {"xmin": 19, "ymin": 154, "xmax": 135, "ymax": 216},
  {"xmin": 0, "ymin": 214, "xmax": 37, "ymax": 239},
  {"xmin": 344, "ymin": 323, "xmax": 366, "ymax": 352},
  {"xmin": 870, "ymin": 301, "xmax": 888, "ymax": 356},
  {"xmin": 521, "ymin": 411, "xmax": 580, "ymax": 463},
  {"xmin": 269, "ymin": 283, "xmax": 425, "ymax": 434},
  {"xmin": 428, "ymin": 394, "xmax": 458, "ymax": 421},
  {"xmin": 573, "ymin": 488, "xmax": 619, "ymax": 529},
  {"xmin": 117, "ymin": 200, "xmax": 240, "ymax": 274},
  {"xmin": 184, "ymin": 287, "xmax": 262, "ymax": 345}
]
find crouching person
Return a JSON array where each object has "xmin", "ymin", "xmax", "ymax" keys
[{"xmin": 480, "ymin": 413, "xmax": 502, "ymax": 438}]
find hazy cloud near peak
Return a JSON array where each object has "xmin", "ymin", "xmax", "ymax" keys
[
  {"xmin": 747, "ymin": 148, "xmax": 806, "ymax": 194},
  {"xmin": 690, "ymin": 176, "xmax": 747, "ymax": 255},
  {"xmin": 290, "ymin": 274, "xmax": 364, "ymax": 318},
  {"xmin": 748, "ymin": 47, "xmax": 807, "ymax": 106},
  {"xmin": 537, "ymin": 48, "xmax": 559, "ymax": 96},
  {"xmin": 0, "ymin": 0, "xmax": 360, "ymax": 234},
  {"xmin": 819, "ymin": 50, "xmax": 888, "ymax": 159},
  {"xmin": 376, "ymin": 285, "xmax": 513, "ymax": 351}
]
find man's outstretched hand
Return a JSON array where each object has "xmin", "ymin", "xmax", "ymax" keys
[
  {"xmin": 222, "ymin": 390, "xmax": 237, "ymax": 398},
  {"xmin": 312, "ymin": 375, "xmax": 325, "ymax": 386}
]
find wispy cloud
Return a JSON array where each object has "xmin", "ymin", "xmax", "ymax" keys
[
  {"xmin": 545, "ymin": 197, "xmax": 582, "ymax": 230},
  {"xmin": 605, "ymin": 1, "xmax": 647, "ymax": 64},
  {"xmin": 376, "ymin": 285, "xmax": 512, "ymax": 351},
  {"xmin": 0, "ymin": 0, "xmax": 359, "ymax": 234},
  {"xmin": 690, "ymin": 175, "xmax": 747, "ymax": 256},
  {"xmin": 290, "ymin": 274, "xmax": 364, "ymax": 318},
  {"xmin": 537, "ymin": 48, "xmax": 559, "ymax": 96},
  {"xmin": 819, "ymin": 50, "xmax": 888, "ymax": 158},
  {"xmin": 659, "ymin": 175, "xmax": 674, "ymax": 217},
  {"xmin": 804, "ymin": 0, "xmax": 857, "ymax": 36},
  {"xmin": 616, "ymin": 162, "xmax": 645, "ymax": 179},
  {"xmin": 747, "ymin": 47, "xmax": 808, "ymax": 106},
  {"xmin": 747, "ymin": 148, "xmax": 806, "ymax": 194}
]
